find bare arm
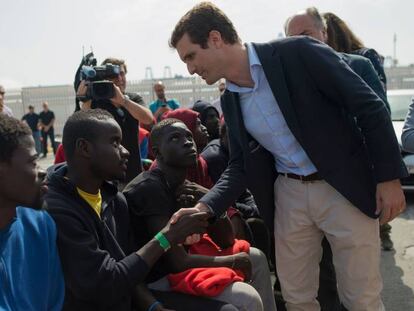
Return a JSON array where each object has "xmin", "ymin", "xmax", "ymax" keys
[
  {"xmin": 123, "ymin": 98, "xmax": 154, "ymax": 125},
  {"xmin": 48, "ymin": 118, "xmax": 55, "ymax": 127},
  {"xmin": 146, "ymin": 214, "xmax": 251, "ymax": 279},
  {"xmin": 111, "ymin": 86, "xmax": 154, "ymax": 125},
  {"xmin": 76, "ymin": 81, "xmax": 92, "ymax": 110},
  {"xmin": 76, "ymin": 80, "xmax": 154, "ymax": 125}
]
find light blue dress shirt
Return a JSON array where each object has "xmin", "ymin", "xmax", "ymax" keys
[{"xmin": 226, "ymin": 43, "xmax": 317, "ymax": 175}]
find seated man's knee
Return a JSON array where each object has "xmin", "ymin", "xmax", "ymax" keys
[
  {"xmin": 235, "ymin": 282, "xmax": 264, "ymax": 311},
  {"xmin": 249, "ymin": 247, "xmax": 269, "ymax": 268}
]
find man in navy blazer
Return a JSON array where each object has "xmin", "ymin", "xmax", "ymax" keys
[
  {"xmin": 286, "ymin": 7, "xmax": 396, "ymax": 255},
  {"xmin": 170, "ymin": 2, "xmax": 407, "ymax": 311}
]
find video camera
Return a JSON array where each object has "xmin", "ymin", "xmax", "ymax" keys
[{"xmin": 76, "ymin": 52, "xmax": 120, "ymax": 101}]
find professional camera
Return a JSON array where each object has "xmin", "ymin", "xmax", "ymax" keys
[{"xmin": 76, "ymin": 52, "xmax": 120, "ymax": 101}]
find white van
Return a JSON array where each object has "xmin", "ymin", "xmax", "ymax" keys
[{"xmin": 388, "ymin": 89, "xmax": 414, "ymax": 190}]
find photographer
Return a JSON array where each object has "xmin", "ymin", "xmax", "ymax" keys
[{"xmin": 77, "ymin": 57, "xmax": 154, "ymax": 183}]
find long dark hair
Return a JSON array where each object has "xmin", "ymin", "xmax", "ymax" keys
[{"xmin": 322, "ymin": 12, "xmax": 365, "ymax": 52}]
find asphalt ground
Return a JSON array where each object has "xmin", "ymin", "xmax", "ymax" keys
[{"xmin": 381, "ymin": 192, "xmax": 414, "ymax": 310}]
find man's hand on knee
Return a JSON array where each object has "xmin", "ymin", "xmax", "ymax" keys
[{"xmin": 232, "ymin": 252, "xmax": 252, "ymax": 282}]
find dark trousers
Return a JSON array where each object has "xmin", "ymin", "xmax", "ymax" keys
[{"xmin": 41, "ymin": 128, "xmax": 57, "ymax": 155}]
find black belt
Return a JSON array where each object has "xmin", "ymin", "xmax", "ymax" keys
[{"xmin": 282, "ymin": 172, "xmax": 323, "ymax": 182}]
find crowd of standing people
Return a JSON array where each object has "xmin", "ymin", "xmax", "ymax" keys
[{"xmin": 1, "ymin": 2, "xmax": 413, "ymax": 311}]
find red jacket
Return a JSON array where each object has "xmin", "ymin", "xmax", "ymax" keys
[
  {"xmin": 54, "ymin": 144, "xmax": 66, "ymax": 164},
  {"xmin": 167, "ymin": 236, "xmax": 250, "ymax": 297}
]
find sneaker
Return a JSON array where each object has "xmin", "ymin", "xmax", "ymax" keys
[{"xmin": 381, "ymin": 232, "xmax": 394, "ymax": 251}]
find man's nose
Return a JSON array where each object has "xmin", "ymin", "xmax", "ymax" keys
[
  {"xmin": 184, "ymin": 137, "xmax": 194, "ymax": 147},
  {"xmin": 187, "ymin": 63, "xmax": 196, "ymax": 75},
  {"xmin": 120, "ymin": 144, "xmax": 130, "ymax": 158}
]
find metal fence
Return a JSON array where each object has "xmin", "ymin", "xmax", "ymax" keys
[
  {"xmin": 5, "ymin": 76, "xmax": 221, "ymax": 136},
  {"xmin": 386, "ymin": 65, "xmax": 414, "ymax": 90},
  {"xmin": 7, "ymin": 65, "xmax": 413, "ymax": 136}
]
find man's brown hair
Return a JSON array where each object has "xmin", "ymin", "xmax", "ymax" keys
[
  {"xmin": 101, "ymin": 57, "xmax": 128, "ymax": 74},
  {"xmin": 170, "ymin": 2, "xmax": 240, "ymax": 49}
]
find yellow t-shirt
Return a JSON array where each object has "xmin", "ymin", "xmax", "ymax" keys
[{"xmin": 77, "ymin": 188, "xmax": 102, "ymax": 218}]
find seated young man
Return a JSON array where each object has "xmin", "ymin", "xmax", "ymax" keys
[
  {"xmin": 44, "ymin": 109, "xmax": 213, "ymax": 311},
  {"xmin": 160, "ymin": 109, "xmax": 259, "ymax": 242},
  {"xmin": 0, "ymin": 115, "xmax": 64, "ymax": 310},
  {"xmin": 124, "ymin": 119, "xmax": 276, "ymax": 311},
  {"xmin": 157, "ymin": 108, "xmax": 212, "ymax": 187}
]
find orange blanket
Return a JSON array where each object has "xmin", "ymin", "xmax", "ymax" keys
[{"xmin": 167, "ymin": 235, "xmax": 250, "ymax": 297}]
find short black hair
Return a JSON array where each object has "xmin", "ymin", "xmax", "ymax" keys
[
  {"xmin": 170, "ymin": 1, "xmax": 240, "ymax": 49},
  {"xmin": 0, "ymin": 114, "xmax": 32, "ymax": 163},
  {"xmin": 62, "ymin": 109, "xmax": 114, "ymax": 160},
  {"xmin": 150, "ymin": 118, "xmax": 184, "ymax": 149}
]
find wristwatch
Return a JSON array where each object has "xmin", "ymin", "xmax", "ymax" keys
[{"xmin": 123, "ymin": 94, "xmax": 130, "ymax": 106}]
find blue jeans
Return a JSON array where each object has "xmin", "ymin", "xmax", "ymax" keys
[{"xmin": 32, "ymin": 130, "xmax": 42, "ymax": 155}]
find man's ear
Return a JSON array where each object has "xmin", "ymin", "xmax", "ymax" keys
[
  {"xmin": 208, "ymin": 30, "xmax": 223, "ymax": 48},
  {"xmin": 76, "ymin": 138, "xmax": 93, "ymax": 158}
]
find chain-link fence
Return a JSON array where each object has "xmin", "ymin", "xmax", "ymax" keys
[{"xmin": 5, "ymin": 76, "xmax": 221, "ymax": 136}]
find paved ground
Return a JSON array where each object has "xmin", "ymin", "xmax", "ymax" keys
[
  {"xmin": 381, "ymin": 192, "xmax": 414, "ymax": 310},
  {"xmin": 38, "ymin": 154, "xmax": 414, "ymax": 309},
  {"xmin": 38, "ymin": 153, "xmax": 55, "ymax": 171}
]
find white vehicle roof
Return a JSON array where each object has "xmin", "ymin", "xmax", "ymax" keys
[{"xmin": 387, "ymin": 89, "xmax": 414, "ymax": 96}]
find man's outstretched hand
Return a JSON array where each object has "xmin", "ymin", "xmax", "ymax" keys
[
  {"xmin": 163, "ymin": 211, "xmax": 210, "ymax": 245},
  {"xmin": 170, "ymin": 202, "xmax": 212, "ymax": 224}
]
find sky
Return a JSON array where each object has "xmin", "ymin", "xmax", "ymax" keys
[{"xmin": 1, "ymin": 0, "xmax": 413, "ymax": 88}]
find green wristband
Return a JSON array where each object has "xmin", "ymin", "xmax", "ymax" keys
[{"xmin": 155, "ymin": 232, "xmax": 171, "ymax": 251}]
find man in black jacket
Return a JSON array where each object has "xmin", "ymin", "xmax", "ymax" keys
[
  {"xmin": 44, "ymin": 109, "xmax": 210, "ymax": 311},
  {"xmin": 169, "ymin": 3, "xmax": 407, "ymax": 311}
]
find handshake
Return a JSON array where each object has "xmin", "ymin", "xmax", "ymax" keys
[{"xmin": 161, "ymin": 181, "xmax": 213, "ymax": 246}]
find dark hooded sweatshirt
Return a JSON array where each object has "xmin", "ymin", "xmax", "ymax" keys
[
  {"xmin": 44, "ymin": 165, "xmax": 149, "ymax": 311},
  {"xmin": 192, "ymin": 100, "xmax": 219, "ymax": 125}
]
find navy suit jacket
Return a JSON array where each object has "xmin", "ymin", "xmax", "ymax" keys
[
  {"xmin": 340, "ymin": 53, "xmax": 390, "ymax": 113},
  {"xmin": 200, "ymin": 37, "xmax": 407, "ymax": 231}
]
